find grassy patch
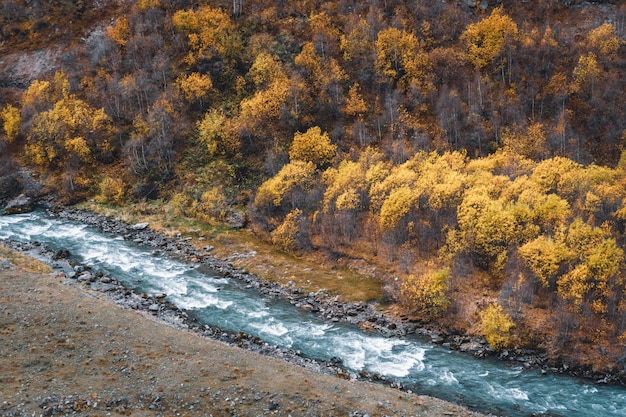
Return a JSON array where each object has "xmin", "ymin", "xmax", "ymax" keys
[
  {"xmin": 78, "ymin": 202, "xmax": 384, "ymax": 303},
  {"xmin": 0, "ymin": 246, "xmax": 53, "ymax": 274}
]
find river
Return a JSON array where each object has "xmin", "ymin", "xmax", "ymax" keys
[{"xmin": 1, "ymin": 210, "xmax": 625, "ymax": 416}]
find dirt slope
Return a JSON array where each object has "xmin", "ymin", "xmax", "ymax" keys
[{"xmin": 0, "ymin": 251, "xmax": 485, "ymax": 417}]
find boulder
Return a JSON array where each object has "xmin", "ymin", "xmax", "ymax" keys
[
  {"xmin": 225, "ymin": 212, "xmax": 247, "ymax": 229},
  {"xmin": 132, "ymin": 222, "xmax": 149, "ymax": 230},
  {"xmin": 2, "ymin": 194, "xmax": 35, "ymax": 215},
  {"xmin": 0, "ymin": 174, "xmax": 22, "ymax": 206}
]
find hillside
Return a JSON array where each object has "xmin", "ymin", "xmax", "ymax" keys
[{"xmin": 1, "ymin": 0, "xmax": 626, "ymax": 377}]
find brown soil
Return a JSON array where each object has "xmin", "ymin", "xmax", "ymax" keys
[{"xmin": 0, "ymin": 252, "xmax": 485, "ymax": 417}]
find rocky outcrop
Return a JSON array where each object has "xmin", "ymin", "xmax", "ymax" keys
[
  {"xmin": 0, "ymin": 164, "xmax": 45, "ymax": 212},
  {"xmin": 0, "ymin": 174, "xmax": 23, "ymax": 206},
  {"xmin": 2, "ymin": 194, "xmax": 35, "ymax": 215}
]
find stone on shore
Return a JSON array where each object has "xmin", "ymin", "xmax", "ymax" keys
[{"xmin": 2, "ymin": 194, "xmax": 35, "ymax": 215}]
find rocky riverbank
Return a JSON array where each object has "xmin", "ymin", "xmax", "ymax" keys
[
  {"xmin": 0, "ymin": 247, "xmax": 485, "ymax": 417},
  {"xmin": 5, "ymin": 205, "xmax": 626, "ymax": 387}
]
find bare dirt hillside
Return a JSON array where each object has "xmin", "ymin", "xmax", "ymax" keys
[{"xmin": 0, "ymin": 249, "xmax": 485, "ymax": 417}]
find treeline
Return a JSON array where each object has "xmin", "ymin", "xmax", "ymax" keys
[
  {"xmin": 253, "ymin": 140, "xmax": 626, "ymax": 351},
  {"xmin": 1, "ymin": 0, "xmax": 626, "ymax": 355}
]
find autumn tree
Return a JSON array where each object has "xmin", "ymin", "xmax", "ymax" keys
[
  {"xmin": 25, "ymin": 95, "xmax": 112, "ymax": 169},
  {"xmin": 586, "ymin": 23, "xmax": 619, "ymax": 61},
  {"xmin": 289, "ymin": 126, "xmax": 337, "ymax": 168},
  {"xmin": 107, "ymin": 16, "xmax": 130, "ymax": 48},
  {"xmin": 294, "ymin": 41, "xmax": 348, "ymax": 114},
  {"xmin": 197, "ymin": 109, "xmax": 239, "ymax": 157},
  {"xmin": 1, "ymin": 104, "xmax": 21, "ymax": 143},
  {"xmin": 172, "ymin": 6, "xmax": 242, "ymax": 66},
  {"xmin": 125, "ymin": 97, "xmax": 181, "ymax": 194},
  {"xmin": 480, "ymin": 303, "xmax": 514, "ymax": 350},
  {"xmin": 25, "ymin": 94, "xmax": 114, "ymax": 193},
  {"xmin": 461, "ymin": 7, "xmax": 519, "ymax": 81},
  {"xmin": 239, "ymin": 52, "xmax": 289, "ymax": 140},
  {"xmin": 319, "ymin": 148, "xmax": 384, "ymax": 245},
  {"xmin": 21, "ymin": 79, "xmax": 53, "ymax": 123},
  {"xmin": 400, "ymin": 266, "xmax": 450, "ymax": 320},
  {"xmin": 271, "ymin": 208, "xmax": 309, "ymax": 252},
  {"xmin": 375, "ymin": 27, "xmax": 419, "ymax": 85},
  {"xmin": 371, "ymin": 151, "xmax": 466, "ymax": 249},
  {"xmin": 176, "ymin": 72, "xmax": 213, "ymax": 108},
  {"xmin": 195, "ymin": 187, "xmax": 228, "ymax": 223},
  {"xmin": 519, "ymin": 217, "xmax": 624, "ymax": 316},
  {"xmin": 448, "ymin": 187, "xmax": 522, "ymax": 275},
  {"xmin": 374, "ymin": 26, "xmax": 434, "ymax": 102},
  {"xmin": 559, "ymin": 219, "xmax": 624, "ymax": 314},
  {"xmin": 571, "ymin": 52, "xmax": 601, "ymax": 97},
  {"xmin": 254, "ymin": 160, "xmax": 317, "ymax": 214},
  {"xmin": 518, "ymin": 234, "xmax": 570, "ymax": 288},
  {"xmin": 344, "ymin": 83, "xmax": 370, "ymax": 145},
  {"xmin": 501, "ymin": 122, "xmax": 549, "ymax": 161},
  {"xmin": 529, "ymin": 157, "xmax": 583, "ymax": 199},
  {"xmin": 340, "ymin": 17, "xmax": 375, "ymax": 83}
]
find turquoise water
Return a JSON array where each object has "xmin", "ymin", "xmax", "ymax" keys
[{"xmin": 2, "ymin": 211, "xmax": 625, "ymax": 416}]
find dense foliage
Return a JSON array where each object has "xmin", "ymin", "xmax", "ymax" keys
[{"xmin": 1, "ymin": 0, "xmax": 626, "ymax": 360}]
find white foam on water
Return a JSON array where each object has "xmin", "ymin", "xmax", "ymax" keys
[
  {"xmin": 46, "ymin": 222, "xmax": 89, "ymax": 240},
  {"xmin": 291, "ymin": 322, "xmax": 332, "ymax": 339},
  {"xmin": 251, "ymin": 320, "xmax": 290, "ymax": 338},
  {"xmin": 247, "ymin": 310, "xmax": 269, "ymax": 318},
  {"xmin": 171, "ymin": 293, "xmax": 233, "ymax": 310},
  {"xmin": 0, "ymin": 214, "xmax": 35, "ymax": 238},
  {"xmin": 583, "ymin": 385, "xmax": 598, "ymax": 394},
  {"xmin": 189, "ymin": 279, "xmax": 220, "ymax": 293},
  {"xmin": 437, "ymin": 370, "xmax": 459, "ymax": 385},
  {"xmin": 332, "ymin": 336, "xmax": 366, "ymax": 370},
  {"xmin": 144, "ymin": 263, "xmax": 188, "ymax": 280},
  {"xmin": 82, "ymin": 243, "xmax": 124, "ymax": 265},
  {"xmin": 487, "ymin": 384, "xmax": 529, "ymax": 402},
  {"xmin": 332, "ymin": 334, "xmax": 426, "ymax": 378},
  {"xmin": 367, "ymin": 345, "xmax": 426, "ymax": 378},
  {"xmin": 6, "ymin": 220, "xmax": 52, "ymax": 240},
  {"xmin": 308, "ymin": 323, "xmax": 332, "ymax": 337},
  {"xmin": 157, "ymin": 278, "xmax": 189, "ymax": 296}
]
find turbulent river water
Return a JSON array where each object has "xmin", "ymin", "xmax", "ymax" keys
[{"xmin": 1, "ymin": 211, "xmax": 626, "ymax": 416}]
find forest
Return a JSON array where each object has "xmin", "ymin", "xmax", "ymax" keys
[{"xmin": 1, "ymin": 0, "xmax": 626, "ymax": 368}]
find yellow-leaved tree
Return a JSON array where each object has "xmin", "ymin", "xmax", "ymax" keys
[
  {"xmin": 375, "ymin": 27, "xmax": 419, "ymax": 85},
  {"xmin": 1, "ymin": 104, "xmax": 21, "ymax": 143},
  {"xmin": 172, "ymin": 6, "xmax": 242, "ymax": 65},
  {"xmin": 501, "ymin": 123, "xmax": 549, "ymax": 161},
  {"xmin": 400, "ymin": 266, "xmax": 450, "ymax": 320},
  {"xmin": 571, "ymin": 52, "xmax": 601, "ymax": 96},
  {"xmin": 586, "ymin": 23, "xmax": 619, "ymax": 60},
  {"xmin": 559, "ymin": 219, "xmax": 624, "ymax": 313},
  {"xmin": 25, "ymin": 95, "xmax": 112, "ymax": 170},
  {"xmin": 289, "ymin": 126, "xmax": 337, "ymax": 168},
  {"xmin": 480, "ymin": 303, "xmax": 515, "ymax": 350},
  {"xmin": 176, "ymin": 72, "xmax": 213, "ymax": 108},
  {"xmin": 197, "ymin": 109, "xmax": 239, "ymax": 157},
  {"xmin": 518, "ymin": 234, "xmax": 571, "ymax": 288},
  {"xmin": 461, "ymin": 7, "xmax": 519, "ymax": 79},
  {"xmin": 449, "ymin": 186, "xmax": 522, "ymax": 274},
  {"xmin": 239, "ymin": 53, "xmax": 289, "ymax": 138},
  {"xmin": 254, "ymin": 161, "xmax": 317, "ymax": 214},
  {"xmin": 271, "ymin": 208, "xmax": 306, "ymax": 252}
]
